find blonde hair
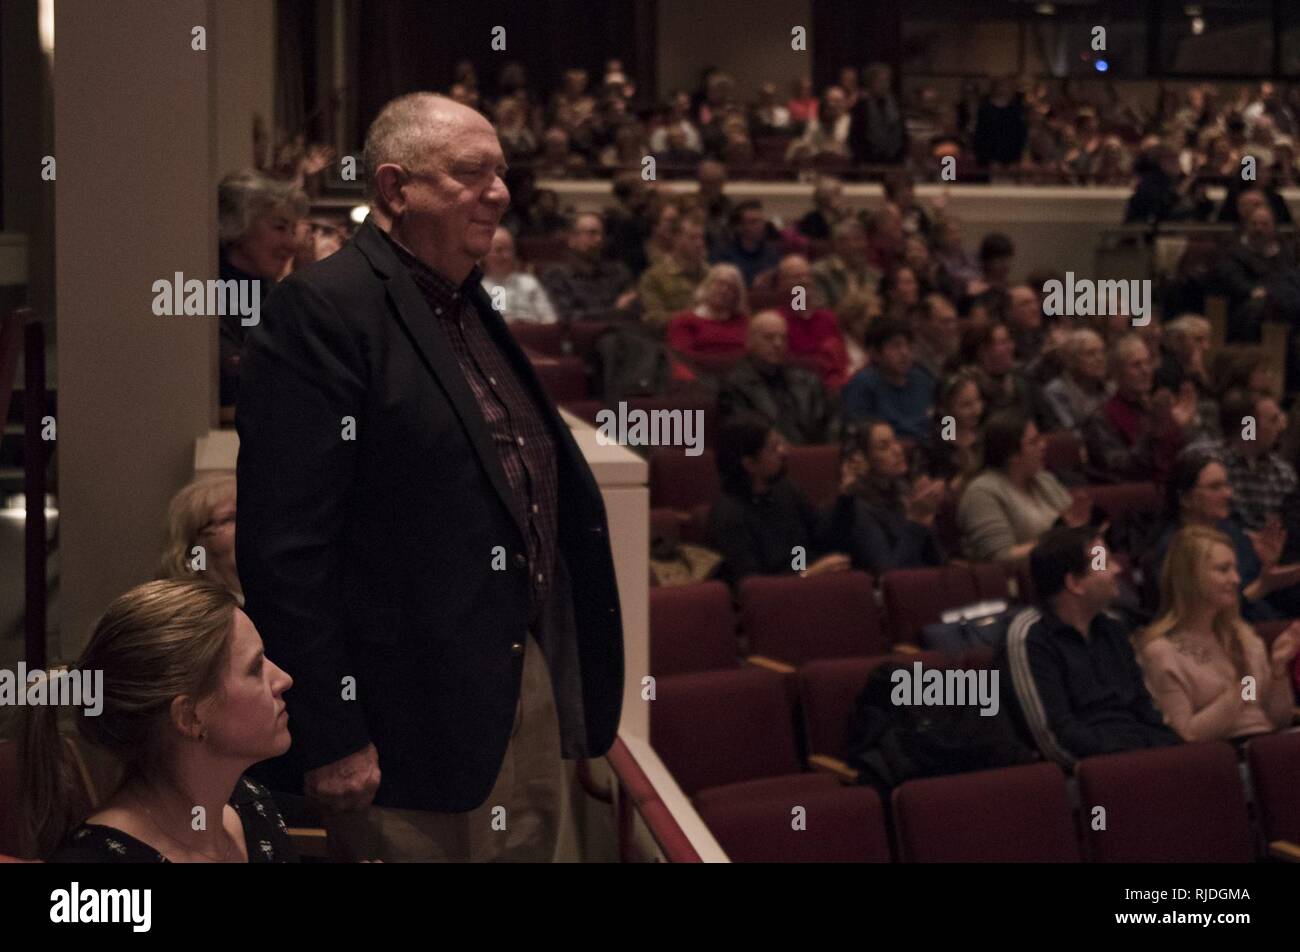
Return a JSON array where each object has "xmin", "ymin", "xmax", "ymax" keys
[
  {"xmin": 160, "ymin": 474, "xmax": 236, "ymax": 586},
  {"xmin": 1138, "ymin": 524, "xmax": 1252, "ymax": 677},
  {"xmin": 18, "ymin": 579, "xmax": 239, "ymax": 858},
  {"xmin": 693, "ymin": 263, "xmax": 750, "ymax": 316}
]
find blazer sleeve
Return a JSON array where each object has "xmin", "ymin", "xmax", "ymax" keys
[{"xmin": 235, "ymin": 277, "xmax": 373, "ymax": 772}]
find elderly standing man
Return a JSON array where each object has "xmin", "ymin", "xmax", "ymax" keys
[{"xmin": 236, "ymin": 93, "xmax": 624, "ymax": 862}]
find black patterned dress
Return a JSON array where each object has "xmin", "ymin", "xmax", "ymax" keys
[{"xmin": 48, "ymin": 776, "xmax": 298, "ymax": 863}]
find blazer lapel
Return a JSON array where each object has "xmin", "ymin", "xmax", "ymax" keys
[{"xmin": 353, "ymin": 221, "xmax": 528, "ymax": 540}]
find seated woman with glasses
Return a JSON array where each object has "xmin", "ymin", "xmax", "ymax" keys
[{"xmin": 160, "ymin": 474, "xmax": 241, "ymax": 603}]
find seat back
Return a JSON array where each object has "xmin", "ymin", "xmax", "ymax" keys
[
  {"xmin": 1078, "ymin": 482, "xmax": 1161, "ymax": 520},
  {"xmin": 798, "ymin": 655, "xmax": 901, "ymax": 763},
  {"xmin": 650, "ymin": 581, "xmax": 738, "ymax": 677},
  {"xmin": 783, "ymin": 444, "xmax": 841, "ymax": 507},
  {"xmin": 881, "ymin": 565, "xmax": 981, "ymax": 646},
  {"xmin": 649, "ymin": 448, "xmax": 719, "ymax": 512},
  {"xmin": 1075, "ymin": 743, "xmax": 1254, "ymax": 863},
  {"xmin": 740, "ymin": 571, "xmax": 886, "ymax": 664},
  {"xmin": 1247, "ymin": 731, "xmax": 1300, "ymax": 847},
  {"xmin": 698, "ymin": 784, "xmax": 892, "ymax": 863},
  {"xmin": 893, "ymin": 761, "xmax": 1080, "ymax": 862},
  {"xmin": 650, "ymin": 668, "xmax": 801, "ymax": 796}
]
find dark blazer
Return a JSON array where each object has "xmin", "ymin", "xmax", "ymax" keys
[
  {"xmin": 717, "ymin": 356, "xmax": 837, "ymax": 445},
  {"xmin": 236, "ymin": 218, "xmax": 624, "ymax": 813}
]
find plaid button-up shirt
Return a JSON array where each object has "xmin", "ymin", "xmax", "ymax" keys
[
  {"xmin": 384, "ymin": 231, "xmax": 559, "ymax": 629},
  {"xmin": 1223, "ymin": 445, "xmax": 1298, "ymax": 530}
]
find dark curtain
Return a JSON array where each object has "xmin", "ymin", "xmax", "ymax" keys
[
  {"xmin": 354, "ymin": 0, "xmax": 643, "ymax": 144},
  {"xmin": 810, "ymin": 0, "xmax": 902, "ymax": 90}
]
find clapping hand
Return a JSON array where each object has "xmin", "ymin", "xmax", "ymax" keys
[
  {"xmin": 1270, "ymin": 623, "xmax": 1300, "ymax": 670},
  {"xmin": 903, "ymin": 475, "xmax": 945, "ymax": 525},
  {"xmin": 1061, "ymin": 492, "xmax": 1092, "ymax": 528}
]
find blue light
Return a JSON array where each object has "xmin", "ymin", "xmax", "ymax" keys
[{"xmin": 1095, "ymin": 59, "xmax": 1109, "ymax": 72}]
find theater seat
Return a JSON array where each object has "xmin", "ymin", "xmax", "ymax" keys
[
  {"xmin": 650, "ymin": 581, "xmax": 738, "ymax": 677},
  {"xmin": 1246, "ymin": 731, "xmax": 1300, "ymax": 860},
  {"xmin": 892, "ymin": 761, "xmax": 1080, "ymax": 862},
  {"xmin": 784, "ymin": 444, "xmax": 840, "ymax": 507},
  {"xmin": 649, "ymin": 448, "xmax": 718, "ymax": 512},
  {"xmin": 740, "ymin": 570, "xmax": 887, "ymax": 666},
  {"xmin": 508, "ymin": 321, "xmax": 564, "ymax": 357},
  {"xmin": 880, "ymin": 565, "xmax": 981, "ymax": 647},
  {"xmin": 1075, "ymin": 743, "xmax": 1254, "ymax": 863},
  {"xmin": 650, "ymin": 667, "xmax": 809, "ymax": 797},
  {"xmin": 1043, "ymin": 430, "xmax": 1084, "ymax": 477},
  {"xmin": 697, "ymin": 783, "xmax": 892, "ymax": 863},
  {"xmin": 797, "ymin": 653, "xmax": 944, "ymax": 780},
  {"xmin": 1078, "ymin": 482, "xmax": 1161, "ymax": 520},
  {"xmin": 528, "ymin": 353, "xmax": 587, "ymax": 403}
]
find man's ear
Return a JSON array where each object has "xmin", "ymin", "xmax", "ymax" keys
[{"xmin": 372, "ymin": 164, "xmax": 409, "ymax": 217}]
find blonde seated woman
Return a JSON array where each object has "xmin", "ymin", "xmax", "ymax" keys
[
  {"xmin": 161, "ymin": 474, "xmax": 241, "ymax": 603},
  {"xmin": 19, "ymin": 579, "xmax": 296, "ymax": 862},
  {"xmin": 1136, "ymin": 525, "xmax": 1299, "ymax": 743}
]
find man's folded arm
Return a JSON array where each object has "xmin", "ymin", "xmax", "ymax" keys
[{"xmin": 235, "ymin": 278, "xmax": 371, "ymax": 771}]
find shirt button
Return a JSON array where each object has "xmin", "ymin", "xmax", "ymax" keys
[
  {"xmin": 489, "ymin": 376, "xmax": 497, "ymax": 386},
  {"xmin": 516, "ymin": 436, "xmax": 525, "ymax": 447},
  {"xmin": 434, "ymin": 307, "xmax": 443, "ymax": 315},
  {"xmin": 531, "ymin": 503, "xmax": 539, "ymax": 514},
  {"xmin": 510, "ymin": 641, "xmax": 525, "ymax": 656},
  {"xmin": 536, "ymin": 572, "xmax": 544, "ymax": 583}
]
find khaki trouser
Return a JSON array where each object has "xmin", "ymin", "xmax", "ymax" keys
[{"xmin": 326, "ymin": 633, "xmax": 565, "ymax": 862}]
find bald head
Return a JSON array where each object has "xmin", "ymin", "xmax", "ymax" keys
[
  {"xmin": 363, "ymin": 93, "xmax": 495, "ymax": 201},
  {"xmin": 747, "ymin": 310, "xmax": 788, "ymax": 367},
  {"xmin": 363, "ymin": 92, "xmax": 510, "ymax": 283}
]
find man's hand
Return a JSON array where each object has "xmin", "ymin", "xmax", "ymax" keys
[
  {"xmin": 804, "ymin": 553, "xmax": 851, "ymax": 577},
  {"xmin": 839, "ymin": 455, "xmax": 867, "ymax": 495},
  {"xmin": 1248, "ymin": 520, "xmax": 1287, "ymax": 571},
  {"xmin": 306, "ymin": 742, "xmax": 381, "ymax": 813},
  {"xmin": 615, "ymin": 289, "xmax": 638, "ymax": 310}
]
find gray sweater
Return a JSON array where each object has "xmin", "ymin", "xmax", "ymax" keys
[{"xmin": 957, "ymin": 468, "xmax": 1072, "ymax": 562}]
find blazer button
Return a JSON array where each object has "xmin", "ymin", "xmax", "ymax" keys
[{"xmin": 510, "ymin": 641, "xmax": 525, "ymax": 656}]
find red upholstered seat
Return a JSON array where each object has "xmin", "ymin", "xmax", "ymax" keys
[
  {"xmin": 1247, "ymin": 731, "xmax": 1300, "ymax": 849},
  {"xmin": 650, "ymin": 667, "xmax": 805, "ymax": 796},
  {"xmin": 783, "ymin": 444, "xmax": 840, "ymax": 507},
  {"xmin": 1077, "ymin": 481, "xmax": 1161, "ymax": 520},
  {"xmin": 515, "ymin": 234, "xmax": 569, "ymax": 267},
  {"xmin": 969, "ymin": 561, "xmax": 1011, "ymax": 600},
  {"xmin": 1043, "ymin": 429, "xmax": 1084, "ymax": 477},
  {"xmin": 739, "ymin": 570, "xmax": 886, "ymax": 664},
  {"xmin": 649, "ymin": 448, "xmax": 718, "ymax": 512},
  {"xmin": 650, "ymin": 581, "xmax": 738, "ymax": 677},
  {"xmin": 892, "ymin": 761, "xmax": 1080, "ymax": 862},
  {"xmin": 697, "ymin": 783, "xmax": 892, "ymax": 863},
  {"xmin": 568, "ymin": 320, "xmax": 613, "ymax": 362},
  {"xmin": 528, "ymin": 353, "xmax": 586, "ymax": 403},
  {"xmin": 798, "ymin": 655, "xmax": 905, "ymax": 764},
  {"xmin": 880, "ymin": 565, "xmax": 981, "ymax": 647},
  {"xmin": 508, "ymin": 321, "xmax": 564, "ymax": 357},
  {"xmin": 1075, "ymin": 743, "xmax": 1254, "ymax": 863}
]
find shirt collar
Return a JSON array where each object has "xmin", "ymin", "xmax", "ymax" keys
[{"xmin": 379, "ymin": 227, "xmax": 484, "ymax": 313}]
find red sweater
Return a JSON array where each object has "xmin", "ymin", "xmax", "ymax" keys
[
  {"xmin": 666, "ymin": 311, "xmax": 749, "ymax": 358},
  {"xmin": 777, "ymin": 304, "xmax": 849, "ymax": 391}
]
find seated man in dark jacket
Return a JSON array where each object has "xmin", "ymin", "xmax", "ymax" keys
[
  {"xmin": 1004, "ymin": 526, "xmax": 1180, "ymax": 768},
  {"xmin": 717, "ymin": 310, "xmax": 837, "ymax": 445},
  {"xmin": 707, "ymin": 416, "xmax": 850, "ymax": 589}
]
